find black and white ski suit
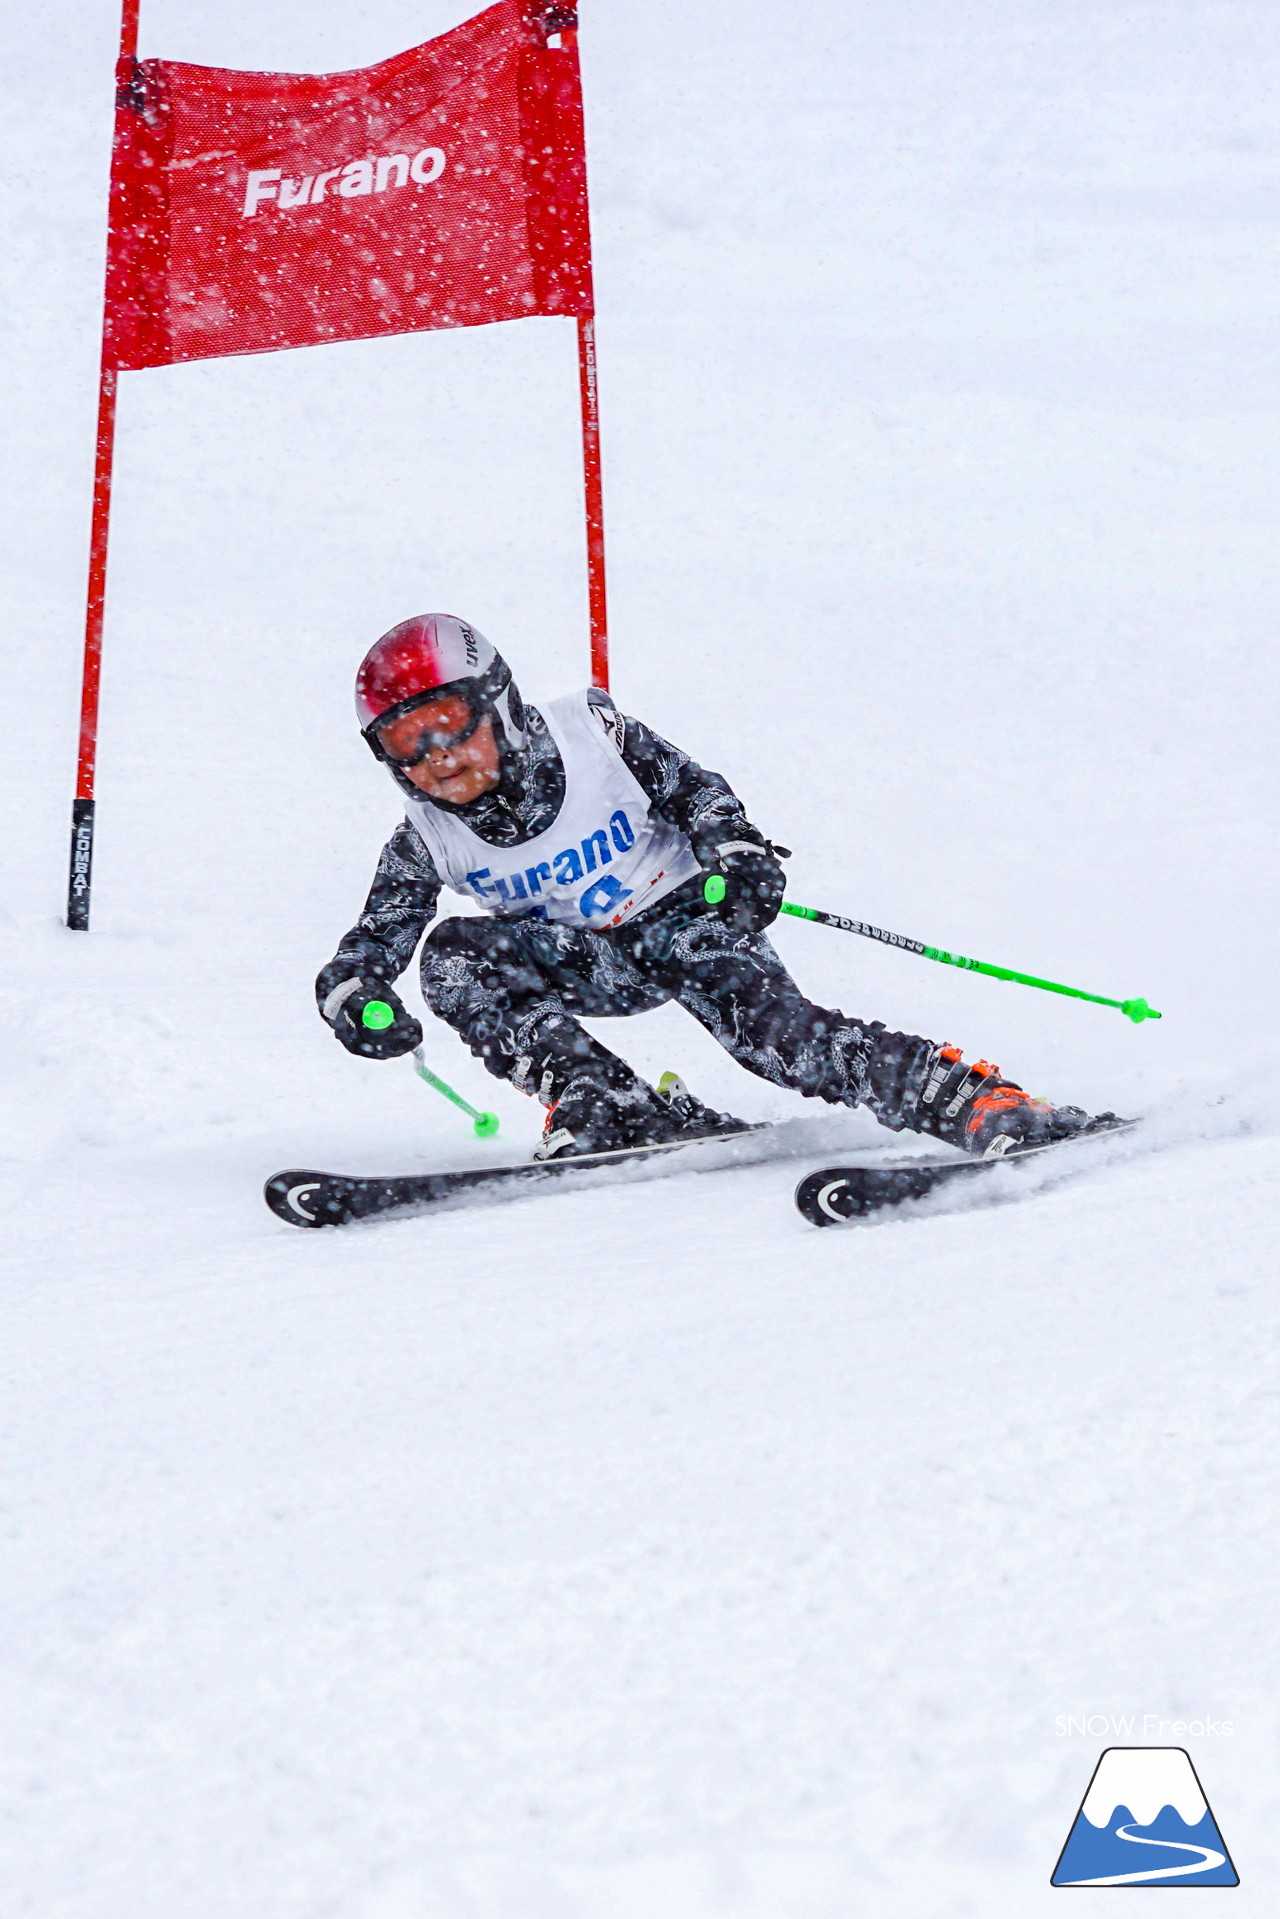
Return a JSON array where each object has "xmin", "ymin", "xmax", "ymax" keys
[{"xmin": 319, "ymin": 691, "xmax": 936, "ymax": 1127}]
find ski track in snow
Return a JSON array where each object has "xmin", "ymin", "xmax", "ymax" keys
[{"xmin": 4, "ymin": 0, "xmax": 1280, "ymax": 1912}]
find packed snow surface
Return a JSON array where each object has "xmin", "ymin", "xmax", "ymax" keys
[{"xmin": 3, "ymin": 1, "xmax": 1278, "ymax": 1913}]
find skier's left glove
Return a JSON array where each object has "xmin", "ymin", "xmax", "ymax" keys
[
  {"xmin": 703, "ymin": 840, "xmax": 789, "ymax": 934},
  {"xmin": 316, "ymin": 960, "xmax": 423, "ymax": 1060}
]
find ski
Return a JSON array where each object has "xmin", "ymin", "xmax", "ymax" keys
[
  {"xmin": 266, "ymin": 1117, "xmax": 835, "ymax": 1229},
  {"xmin": 794, "ymin": 1118, "xmax": 1137, "ymax": 1227}
]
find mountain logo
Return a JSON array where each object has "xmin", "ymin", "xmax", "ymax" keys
[{"xmin": 1052, "ymin": 1747, "xmax": 1238, "ymax": 1887}]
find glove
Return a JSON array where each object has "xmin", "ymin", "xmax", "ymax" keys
[
  {"xmin": 703, "ymin": 839, "xmax": 788, "ymax": 935},
  {"xmin": 316, "ymin": 961, "xmax": 423, "ymax": 1060}
]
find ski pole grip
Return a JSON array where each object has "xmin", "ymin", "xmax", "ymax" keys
[
  {"xmin": 703, "ymin": 874, "xmax": 727, "ymax": 905},
  {"xmin": 361, "ymin": 999, "xmax": 396, "ymax": 1031}
]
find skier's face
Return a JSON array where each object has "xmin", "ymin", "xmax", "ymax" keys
[{"xmin": 376, "ymin": 698, "xmax": 501, "ymax": 803}]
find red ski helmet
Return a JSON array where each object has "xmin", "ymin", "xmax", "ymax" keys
[{"xmin": 355, "ymin": 614, "xmax": 525, "ymax": 796}]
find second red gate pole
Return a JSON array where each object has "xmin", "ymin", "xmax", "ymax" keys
[{"xmin": 576, "ymin": 312, "xmax": 609, "ymax": 692}]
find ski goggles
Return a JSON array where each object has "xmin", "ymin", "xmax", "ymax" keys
[{"xmin": 365, "ymin": 690, "xmax": 485, "ymax": 768}]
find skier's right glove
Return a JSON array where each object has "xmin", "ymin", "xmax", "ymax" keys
[{"xmin": 316, "ymin": 961, "xmax": 423, "ymax": 1060}]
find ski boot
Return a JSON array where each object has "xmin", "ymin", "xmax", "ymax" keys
[
  {"xmin": 534, "ymin": 1065, "xmax": 749, "ymax": 1162},
  {"xmin": 912, "ymin": 1044, "xmax": 1121, "ymax": 1159},
  {"xmin": 654, "ymin": 1072, "xmax": 753, "ymax": 1142},
  {"xmin": 534, "ymin": 1064, "xmax": 673, "ymax": 1160}
]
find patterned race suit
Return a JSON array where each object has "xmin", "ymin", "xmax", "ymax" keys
[{"xmin": 319, "ymin": 693, "xmax": 936, "ymax": 1127}]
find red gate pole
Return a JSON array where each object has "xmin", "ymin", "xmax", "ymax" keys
[
  {"xmin": 67, "ymin": 360, "xmax": 119, "ymax": 930},
  {"xmin": 576, "ymin": 311, "xmax": 609, "ymax": 691},
  {"xmin": 67, "ymin": 0, "xmax": 140, "ymax": 930}
]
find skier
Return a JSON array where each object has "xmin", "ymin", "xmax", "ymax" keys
[{"xmin": 317, "ymin": 614, "xmax": 1108, "ymax": 1160}]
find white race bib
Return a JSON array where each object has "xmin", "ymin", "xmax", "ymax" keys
[{"xmin": 404, "ymin": 691, "xmax": 701, "ymax": 929}]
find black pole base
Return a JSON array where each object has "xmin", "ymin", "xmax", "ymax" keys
[{"xmin": 66, "ymin": 797, "xmax": 96, "ymax": 931}]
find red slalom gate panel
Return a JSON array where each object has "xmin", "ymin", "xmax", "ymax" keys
[{"xmin": 105, "ymin": 0, "xmax": 592, "ymax": 370}]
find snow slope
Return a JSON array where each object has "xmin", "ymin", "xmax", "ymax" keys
[{"xmin": 3, "ymin": 1, "xmax": 1278, "ymax": 1913}]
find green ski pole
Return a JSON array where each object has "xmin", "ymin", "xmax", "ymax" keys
[
  {"xmin": 360, "ymin": 1001, "xmax": 500, "ymax": 1136},
  {"xmin": 701, "ymin": 879, "xmax": 1160, "ymax": 1024}
]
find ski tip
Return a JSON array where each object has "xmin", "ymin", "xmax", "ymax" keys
[
  {"xmin": 795, "ymin": 1167, "xmax": 867, "ymax": 1227},
  {"xmin": 795, "ymin": 1117, "xmax": 1140, "ymax": 1228},
  {"xmin": 264, "ymin": 1169, "xmax": 334, "ymax": 1229},
  {"xmin": 794, "ymin": 1160, "xmax": 954, "ymax": 1227}
]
